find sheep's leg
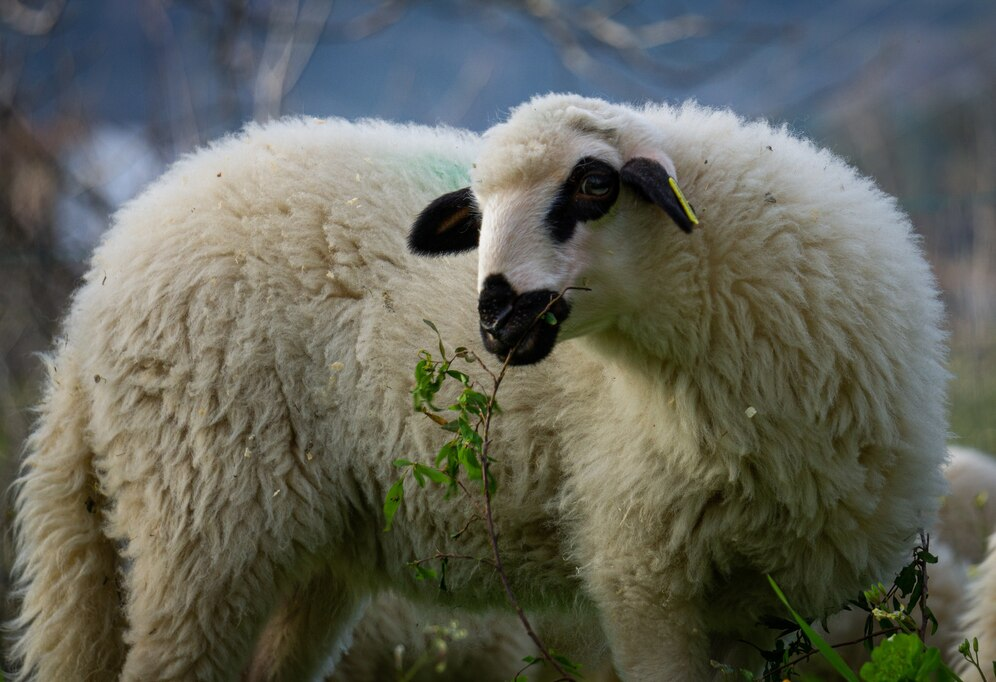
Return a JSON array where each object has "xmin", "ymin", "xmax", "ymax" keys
[
  {"xmin": 595, "ymin": 587, "xmax": 711, "ymax": 681},
  {"xmin": 118, "ymin": 537, "xmax": 281, "ymax": 682},
  {"xmin": 244, "ymin": 569, "xmax": 369, "ymax": 682}
]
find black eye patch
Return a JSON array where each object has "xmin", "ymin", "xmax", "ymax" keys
[{"xmin": 545, "ymin": 157, "xmax": 620, "ymax": 243}]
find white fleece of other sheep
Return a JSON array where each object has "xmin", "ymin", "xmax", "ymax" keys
[{"xmin": 9, "ymin": 94, "xmax": 948, "ymax": 682}]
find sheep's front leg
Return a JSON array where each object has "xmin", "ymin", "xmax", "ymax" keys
[
  {"xmin": 589, "ymin": 570, "xmax": 712, "ymax": 681},
  {"xmin": 245, "ymin": 569, "xmax": 369, "ymax": 682},
  {"xmin": 118, "ymin": 539, "xmax": 280, "ymax": 682}
]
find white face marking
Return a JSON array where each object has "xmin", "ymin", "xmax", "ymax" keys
[{"xmin": 476, "ymin": 184, "xmax": 567, "ymax": 294}]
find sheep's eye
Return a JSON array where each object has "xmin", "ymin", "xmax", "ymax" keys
[{"xmin": 578, "ymin": 173, "xmax": 614, "ymax": 199}]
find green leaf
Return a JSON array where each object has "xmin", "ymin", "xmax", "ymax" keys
[
  {"xmin": 423, "ymin": 319, "xmax": 447, "ymax": 358},
  {"xmin": 383, "ymin": 478, "xmax": 405, "ymax": 532},
  {"xmin": 412, "ymin": 563, "xmax": 437, "ymax": 581},
  {"xmin": 858, "ymin": 633, "xmax": 924, "ymax": 682},
  {"xmin": 392, "ymin": 458, "xmax": 413, "ymax": 468},
  {"xmin": 458, "ymin": 443, "xmax": 483, "ymax": 481},
  {"xmin": 412, "ymin": 467, "xmax": 426, "ymax": 487},
  {"xmin": 435, "ymin": 439, "xmax": 458, "ymax": 467},
  {"xmin": 458, "ymin": 389, "xmax": 490, "ymax": 417},
  {"xmin": 917, "ymin": 647, "xmax": 941, "ymax": 678},
  {"xmin": 542, "ymin": 311, "xmax": 558, "ymax": 325},
  {"xmin": 414, "ymin": 463, "xmax": 452, "ymax": 486},
  {"xmin": 895, "ymin": 563, "xmax": 917, "ymax": 596},
  {"xmin": 446, "ymin": 369, "xmax": 471, "ymax": 385},
  {"xmin": 767, "ymin": 575, "xmax": 859, "ymax": 682},
  {"xmin": 551, "ymin": 652, "xmax": 582, "ymax": 674},
  {"xmin": 457, "ymin": 416, "xmax": 483, "ymax": 447}
]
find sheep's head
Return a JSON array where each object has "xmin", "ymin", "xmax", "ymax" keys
[{"xmin": 409, "ymin": 94, "xmax": 698, "ymax": 365}]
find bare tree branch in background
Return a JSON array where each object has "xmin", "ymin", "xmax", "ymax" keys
[
  {"xmin": 254, "ymin": 0, "xmax": 335, "ymax": 120},
  {"xmin": 0, "ymin": 0, "xmax": 65, "ymax": 36},
  {"xmin": 499, "ymin": 0, "xmax": 789, "ymax": 92}
]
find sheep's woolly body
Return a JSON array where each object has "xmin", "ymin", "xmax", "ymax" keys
[
  {"xmin": 10, "ymin": 96, "xmax": 948, "ymax": 681},
  {"xmin": 804, "ymin": 446, "xmax": 996, "ymax": 677},
  {"xmin": 954, "ymin": 446, "xmax": 996, "ymax": 675},
  {"xmin": 965, "ymin": 532, "xmax": 996, "ymax": 673}
]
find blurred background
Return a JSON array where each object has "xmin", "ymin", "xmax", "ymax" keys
[{"xmin": 0, "ymin": 0, "xmax": 994, "ymax": 646}]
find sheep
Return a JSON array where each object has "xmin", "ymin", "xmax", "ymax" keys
[
  {"xmin": 963, "ymin": 531, "xmax": 996, "ymax": 673},
  {"xmin": 9, "ymin": 116, "xmax": 493, "ymax": 681},
  {"xmin": 937, "ymin": 445, "xmax": 996, "ymax": 564},
  {"xmin": 408, "ymin": 93, "xmax": 949, "ymax": 679},
  {"xmin": 955, "ymin": 446, "xmax": 996, "ymax": 675},
  {"xmin": 7, "ymin": 93, "xmax": 948, "ymax": 682}
]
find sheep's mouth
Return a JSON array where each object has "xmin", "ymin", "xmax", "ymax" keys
[{"xmin": 479, "ymin": 291, "xmax": 571, "ymax": 366}]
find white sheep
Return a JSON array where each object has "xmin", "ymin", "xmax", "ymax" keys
[
  {"xmin": 953, "ymin": 446, "xmax": 996, "ymax": 675},
  {"xmin": 9, "ymin": 93, "xmax": 948, "ymax": 682},
  {"xmin": 409, "ymin": 93, "xmax": 949, "ymax": 679},
  {"xmin": 963, "ymin": 532, "xmax": 996, "ymax": 673}
]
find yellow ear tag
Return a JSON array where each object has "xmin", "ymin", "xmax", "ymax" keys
[{"xmin": 668, "ymin": 177, "xmax": 699, "ymax": 226}]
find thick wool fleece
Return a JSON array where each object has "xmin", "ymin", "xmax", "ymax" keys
[
  {"xmin": 466, "ymin": 94, "xmax": 948, "ymax": 679},
  {"xmin": 964, "ymin": 531, "xmax": 996, "ymax": 674},
  {"xmin": 801, "ymin": 446, "xmax": 996, "ymax": 677},
  {"xmin": 10, "ymin": 95, "xmax": 948, "ymax": 682},
  {"xmin": 951, "ymin": 447, "xmax": 996, "ymax": 676}
]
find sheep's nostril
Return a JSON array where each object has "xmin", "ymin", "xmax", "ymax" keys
[
  {"xmin": 479, "ymin": 273, "xmax": 517, "ymax": 336},
  {"xmin": 481, "ymin": 302, "xmax": 514, "ymax": 334}
]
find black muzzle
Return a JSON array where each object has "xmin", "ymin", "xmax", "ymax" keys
[{"xmin": 478, "ymin": 274, "xmax": 570, "ymax": 366}]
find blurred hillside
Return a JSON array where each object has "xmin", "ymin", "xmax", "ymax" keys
[{"xmin": 1, "ymin": 0, "xmax": 994, "ymax": 556}]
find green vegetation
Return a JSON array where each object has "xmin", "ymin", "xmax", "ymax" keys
[{"xmin": 949, "ymin": 338, "xmax": 996, "ymax": 454}]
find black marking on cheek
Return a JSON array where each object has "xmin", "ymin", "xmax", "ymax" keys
[{"xmin": 544, "ymin": 157, "xmax": 620, "ymax": 243}]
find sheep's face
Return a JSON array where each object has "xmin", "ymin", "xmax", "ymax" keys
[{"xmin": 409, "ymin": 95, "xmax": 697, "ymax": 365}]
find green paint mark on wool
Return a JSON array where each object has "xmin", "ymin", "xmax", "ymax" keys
[{"xmin": 414, "ymin": 154, "xmax": 472, "ymax": 189}]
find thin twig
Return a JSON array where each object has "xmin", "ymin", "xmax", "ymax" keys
[
  {"xmin": 768, "ymin": 626, "xmax": 902, "ymax": 678},
  {"xmin": 918, "ymin": 530, "xmax": 930, "ymax": 642},
  {"xmin": 409, "ymin": 551, "xmax": 494, "ymax": 569},
  {"xmin": 474, "ymin": 287, "xmax": 584, "ymax": 682}
]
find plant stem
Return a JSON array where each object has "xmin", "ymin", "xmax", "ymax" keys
[
  {"xmin": 474, "ymin": 289, "xmax": 581, "ymax": 682},
  {"xmin": 918, "ymin": 530, "xmax": 930, "ymax": 643},
  {"xmin": 770, "ymin": 627, "xmax": 902, "ymax": 679}
]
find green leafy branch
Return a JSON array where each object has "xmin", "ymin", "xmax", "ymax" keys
[
  {"xmin": 722, "ymin": 533, "xmax": 991, "ymax": 682},
  {"xmin": 384, "ymin": 290, "xmax": 587, "ymax": 682}
]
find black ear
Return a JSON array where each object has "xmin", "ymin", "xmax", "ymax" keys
[
  {"xmin": 408, "ymin": 187, "xmax": 481, "ymax": 255},
  {"xmin": 620, "ymin": 158, "xmax": 698, "ymax": 234}
]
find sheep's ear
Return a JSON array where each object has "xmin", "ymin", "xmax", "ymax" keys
[
  {"xmin": 409, "ymin": 187, "xmax": 481, "ymax": 255},
  {"xmin": 620, "ymin": 158, "xmax": 699, "ymax": 234}
]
